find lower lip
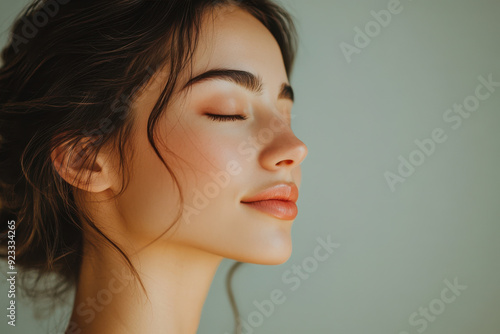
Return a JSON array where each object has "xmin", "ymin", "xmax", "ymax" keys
[{"xmin": 241, "ymin": 200, "xmax": 298, "ymax": 220}]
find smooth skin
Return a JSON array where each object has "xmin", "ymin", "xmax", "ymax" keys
[{"xmin": 55, "ymin": 5, "xmax": 308, "ymax": 334}]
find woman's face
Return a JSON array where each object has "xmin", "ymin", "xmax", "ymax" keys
[{"xmin": 113, "ymin": 5, "xmax": 308, "ymax": 264}]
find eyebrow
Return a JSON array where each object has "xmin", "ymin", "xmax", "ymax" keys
[{"xmin": 181, "ymin": 68, "xmax": 294, "ymax": 102}]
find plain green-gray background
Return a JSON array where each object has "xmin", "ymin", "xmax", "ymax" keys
[{"xmin": 1, "ymin": 0, "xmax": 499, "ymax": 333}]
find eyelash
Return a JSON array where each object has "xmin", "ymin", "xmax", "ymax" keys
[{"xmin": 206, "ymin": 114, "xmax": 248, "ymax": 122}]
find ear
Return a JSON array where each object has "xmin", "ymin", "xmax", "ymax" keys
[{"xmin": 50, "ymin": 137, "xmax": 115, "ymax": 193}]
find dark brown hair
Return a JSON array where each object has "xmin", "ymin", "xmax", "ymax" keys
[{"xmin": 0, "ymin": 0, "xmax": 297, "ymax": 331}]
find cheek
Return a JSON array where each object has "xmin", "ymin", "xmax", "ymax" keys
[
  {"xmin": 113, "ymin": 134, "xmax": 182, "ymax": 243},
  {"xmin": 116, "ymin": 118, "xmax": 244, "ymax": 241},
  {"xmin": 164, "ymin": 117, "xmax": 245, "ymax": 187}
]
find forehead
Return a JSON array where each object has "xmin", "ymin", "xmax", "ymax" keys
[
  {"xmin": 131, "ymin": 5, "xmax": 291, "ymax": 118},
  {"xmin": 192, "ymin": 5, "xmax": 288, "ymax": 82}
]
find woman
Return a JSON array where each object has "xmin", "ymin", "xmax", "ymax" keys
[{"xmin": 0, "ymin": 0, "xmax": 308, "ymax": 333}]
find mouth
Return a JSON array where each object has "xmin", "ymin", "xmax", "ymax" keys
[
  {"xmin": 240, "ymin": 199, "xmax": 298, "ymax": 220},
  {"xmin": 240, "ymin": 182, "xmax": 299, "ymax": 220}
]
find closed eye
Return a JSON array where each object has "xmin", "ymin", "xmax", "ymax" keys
[{"xmin": 206, "ymin": 114, "xmax": 248, "ymax": 122}]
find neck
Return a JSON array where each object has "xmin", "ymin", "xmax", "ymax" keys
[{"xmin": 67, "ymin": 241, "xmax": 223, "ymax": 334}]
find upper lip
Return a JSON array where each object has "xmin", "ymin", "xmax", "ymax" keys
[{"xmin": 240, "ymin": 182, "xmax": 299, "ymax": 203}]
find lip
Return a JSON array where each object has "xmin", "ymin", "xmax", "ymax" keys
[{"xmin": 240, "ymin": 183, "xmax": 299, "ymax": 220}]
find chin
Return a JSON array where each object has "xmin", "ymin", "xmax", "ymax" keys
[{"xmin": 230, "ymin": 237, "xmax": 293, "ymax": 265}]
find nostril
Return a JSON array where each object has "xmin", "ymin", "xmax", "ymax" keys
[{"xmin": 276, "ymin": 159, "xmax": 294, "ymax": 166}]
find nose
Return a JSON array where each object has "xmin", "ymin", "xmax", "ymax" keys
[{"xmin": 258, "ymin": 119, "xmax": 308, "ymax": 171}]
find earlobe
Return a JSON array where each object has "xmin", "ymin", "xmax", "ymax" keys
[{"xmin": 50, "ymin": 138, "xmax": 114, "ymax": 193}]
